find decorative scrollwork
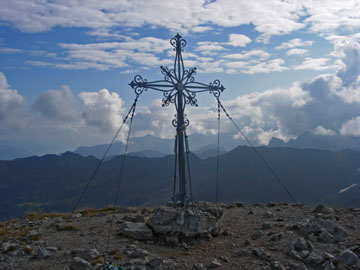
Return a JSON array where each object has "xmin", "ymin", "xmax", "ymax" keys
[
  {"xmin": 184, "ymin": 67, "xmax": 196, "ymax": 84},
  {"xmin": 128, "ymin": 75, "xmax": 148, "ymax": 96},
  {"xmin": 184, "ymin": 118, "xmax": 189, "ymax": 127},
  {"xmin": 183, "ymin": 91, "xmax": 198, "ymax": 107},
  {"xmin": 209, "ymin": 79, "xmax": 225, "ymax": 98},
  {"xmin": 170, "ymin": 33, "xmax": 186, "ymax": 52},
  {"xmin": 162, "ymin": 90, "xmax": 177, "ymax": 107},
  {"xmin": 160, "ymin": 66, "xmax": 175, "ymax": 83},
  {"xmin": 162, "ymin": 97, "xmax": 171, "ymax": 107},
  {"xmin": 129, "ymin": 34, "xmax": 225, "ymax": 130},
  {"xmin": 171, "ymin": 116, "xmax": 189, "ymax": 127}
]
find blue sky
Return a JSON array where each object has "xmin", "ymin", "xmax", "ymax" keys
[{"xmin": 1, "ymin": 0, "xmax": 360, "ymax": 155}]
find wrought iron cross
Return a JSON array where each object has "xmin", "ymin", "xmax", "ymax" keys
[{"xmin": 129, "ymin": 33, "xmax": 225, "ymax": 206}]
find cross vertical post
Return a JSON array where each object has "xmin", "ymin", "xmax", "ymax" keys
[{"xmin": 129, "ymin": 33, "xmax": 225, "ymax": 206}]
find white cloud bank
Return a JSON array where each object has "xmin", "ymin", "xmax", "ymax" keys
[
  {"xmin": 2, "ymin": 39, "xmax": 360, "ymax": 151},
  {"xmin": 1, "ymin": 0, "xmax": 360, "ymax": 42},
  {"xmin": 0, "ymin": 72, "xmax": 26, "ymax": 129},
  {"xmin": 186, "ymin": 39, "xmax": 360, "ymax": 144}
]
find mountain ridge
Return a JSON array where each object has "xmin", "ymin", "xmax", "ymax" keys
[{"xmin": 1, "ymin": 146, "xmax": 360, "ymax": 220}]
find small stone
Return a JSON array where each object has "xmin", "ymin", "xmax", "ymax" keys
[
  {"xmin": 320, "ymin": 261, "xmax": 335, "ymax": 270},
  {"xmin": 337, "ymin": 249, "xmax": 360, "ymax": 268},
  {"xmin": 318, "ymin": 230, "xmax": 334, "ymax": 243},
  {"xmin": 267, "ymin": 202, "xmax": 277, "ymax": 208},
  {"xmin": 300, "ymin": 221, "xmax": 321, "ymax": 235},
  {"xmin": 70, "ymin": 257, "xmax": 92, "ymax": 270},
  {"xmin": 305, "ymin": 251, "xmax": 323, "ymax": 267},
  {"xmin": 294, "ymin": 238, "xmax": 309, "ymax": 251},
  {"xmin": 287, "ymin": 223, "xmax": 301, "ymax": 231},
  {"xmin": 207, "ymin": 259, "xmax": 221, "ymax": 269},
  {"xmin": 264, "ymin": 211, "xmax": 274, "ymax": 218},
  {"xmin": 322, "ymin": 252, "xmax": 335, "ymax": 262},
  {"xmin": 176, "ymin": 211, "xmax": 185, "ymax": 225},
  {"xmin": 129, "ymin": 249, "xmax": 149, "ymax": 258},
  {"xmin": 288, "ymin": 250, "xmax": 302, "ymax": 260},
  {"xmin": 72, "ymin": 213, "xmax": 82, "ymax": 218},
  {"xmin": 2, "ymin": 242, "xmax": 17, "ymax": 253},
  {"xmin": 182, "ymin": 242, "xmax": 189, "ymax": 249},
  {"xmin": 93, "ymin": 263, "xmax": 103, "ymax": 270},
  {"xmin": 148, "ymin": 257, "xmax": 163, "ymax": 268},
  {"xmin": 218, "ymin": 256, "xmax": 229, "ymax": 263},
  {"xmin": 236, "ymin": 249, "xmax": 249, "ymax": 256},
  {"xmin": 72, "ymin": 248, "xmax": 100, "ymax": 261},
  {"xmin": 252, "ymin": 247, "xmax": 273, "ymax": 262},
  {"xmin": 234, "ymin": 202, "xmax": 244, "ymax": 207},
  {"xmin": 298, "ymin": 250, "xmax": 310, "ymax": 259},
  {"xmin": 270, "ymin": 261, "xmax": 286, "ymax": 270},
  {"xmin": 251, "ymin": 230, "xmax": 262, "ymax": 240},
  {"xmin": 37, "ymin": 247, "xmax": 51, "ymax": 260},
  {"xmin": 46, "ymin": 246, "xmax": 58, "ymax": 252},
  {"xmin": 269, "ymin": 233, "xmax": 283, "ymax": 241},
  {"xmin": 165, "ymin": 234, "xmax": 179, "ymax": 245},
  {"xmin": 313, "ymin": 204, "xmax": 334, "ymax": 215},
  {"xmin": 24, "ymin": 245, "xmax": 32, "ymax": 254},
  {"xmin": 262, "ymin": 222, "xmax": 272, "ymax": 230},
  {"xmin": 193, "ymin": 263, "xmax": 204, "ymax": 269}
]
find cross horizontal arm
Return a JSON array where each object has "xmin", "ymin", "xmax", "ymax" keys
[
  {"xmin": 185, "ymin": 80, "xmax": 225, "ymax": 97},
  {"xmin": 129, "ymin": 75, "xmax": 174, "ymax": 96}
]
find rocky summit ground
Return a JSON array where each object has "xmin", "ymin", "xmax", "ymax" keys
[{"xmin": 1, "ymin": 202, "xmax": 360, "ymax": 270}]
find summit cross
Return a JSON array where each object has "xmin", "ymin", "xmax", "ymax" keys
[{"xmin": 129, "ymin": 33, "xmax": 225, "ymax": 206}]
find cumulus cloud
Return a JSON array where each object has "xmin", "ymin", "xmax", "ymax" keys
[
  {"xmin": 340, "ymin": 117, "xmax": 360, "ymax": 137},
  {"xmin": 4, "ymin": 37, "xmax": 360, "ymax": 152},
  {"xmin": 130, "ymin": 100, "xmax": 176, "ymax": 139},
  {"xmin": 0, "ymin": 73, "xmax": 132, "ymax": 153},
  {"xmin": 32, "ymin": 85, "xmax": 80, "ymax": 122},
  {"xmin": 188, "ymin": 39, "xmax": 360, "ymax": 145},
  {"xmin": 0, "ymin": 72, "xmax": 26, "ymax": 129},
  {"xmin": 227, "ymin": 34, "xmax": 252, "ymax": 47},
  {"xmin": 335, "ymin": 40, "xmax": 360, "ymax": 87},
  {"xmin": 79, "ymin": 89, "xmax": 126, "ymax": 133},
  {"xmin": 312, "ymin": 126, "xmax": 337, "ymax": 136}
]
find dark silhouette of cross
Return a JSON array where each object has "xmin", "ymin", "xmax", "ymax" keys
[{"xmin": 129, "ymin": 33, "xmax": 225, "ymax": 206}]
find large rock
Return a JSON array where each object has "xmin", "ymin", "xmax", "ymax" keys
[
  {"xmin": 120, "ymin": 221, "xmax": 153, "ymax": 241},
  {"xmin": 148, "ymin": 205, "xmax": 223, "ymax": 243},
  {"xmin": 300, "ymin": 218, "xmax": 348, "ymax": 242}
]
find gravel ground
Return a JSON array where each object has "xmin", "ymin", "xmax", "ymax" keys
[{"xmin": 1, "ymin": 202, "xmax": 360, "ymax": 270}]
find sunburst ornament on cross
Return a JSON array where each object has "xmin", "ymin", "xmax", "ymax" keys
[{"xmin": 129, "ymin": 33, "xmax": 225, "ymax": 206}]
